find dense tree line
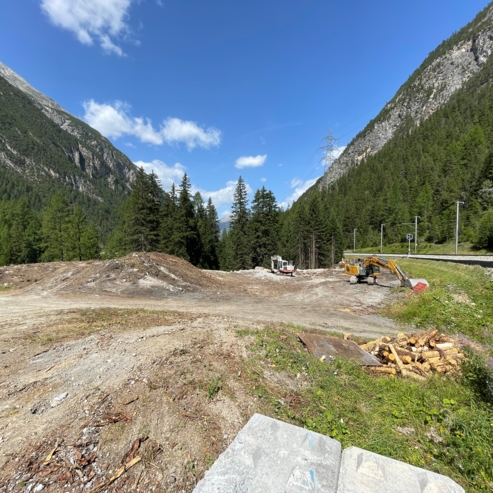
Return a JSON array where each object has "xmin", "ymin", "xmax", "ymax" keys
[
  {"xmin": 104, "ymin": 168, "xmax": 222, "ymax": 269},
  {"xmin": 0, "ymin": 193, "xmax": 99, "ymax": 266},
  {"xmin": 215, "ymin": 177, "xmax": 344, "ymax": 270},
  {"xmin": 305, "ymin": 49, "xmax": 493, "ymax": 251},
  {"xmin": 104, "ymin": 169, "xmax": 345, "ymax": 271}
]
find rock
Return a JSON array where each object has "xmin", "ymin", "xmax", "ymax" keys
[
  {"xmin": 395, "ymin": 426, "xmax": 415, "ymax": 436},
  {"xmin": 50, "ymin": 392, "xmax": 68, "ymax": 408},
  {"xmin": 319, "ymin": 6, "xmax": 493, "ymax": 190}
]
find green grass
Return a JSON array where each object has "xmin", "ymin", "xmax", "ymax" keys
[
  {"xmin": 238, "ymin": 326, "xmax": 493, "ymax": 492},
  {"xmin": 354, "ymin": 241, "xmax": 492, "ymax": 255},
  {"xmin": 207, "ymin": 377, "xmax": 222, "ymax": 400},
  {"xmin": 382, "ymin": 260, "xmax": 493, "ymax": 348}
]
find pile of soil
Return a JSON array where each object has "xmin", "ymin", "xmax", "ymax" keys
[{"xmin": 0, "ymin": 253, "xmax": 221, "ymax": 298}]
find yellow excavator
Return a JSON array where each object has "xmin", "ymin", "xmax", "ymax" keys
[{"xmin": 343, "ymin": 255, "xmax": 428, "ymax": 289}]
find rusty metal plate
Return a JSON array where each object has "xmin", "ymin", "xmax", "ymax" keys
[{"xmin": 298, "ymin": 331, "xmax": 381, "ymax": 366}]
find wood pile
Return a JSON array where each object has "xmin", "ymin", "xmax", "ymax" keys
[{"xmin": 359, "ymin": 328, "xmax": 464, "ymax": 380}]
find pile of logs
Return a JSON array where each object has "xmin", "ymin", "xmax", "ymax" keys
[{"xmin": 360, "ymin": 328, "xmax": 464, "ymax": 380}]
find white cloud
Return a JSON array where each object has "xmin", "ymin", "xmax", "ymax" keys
[
  {"xmin": 333, "ymin": 145, "xmax": 346, "ymax": 159},
  {"xmin": 40, "ymin": 0, "xmax": 134, "ymax": 55},
  {"xmin": 134, "ymin": 159, "xmax": 186, "ymax": 190},
  {"xmin": 195, "ymin": 180, "xmax": 253, "ymax": 207},
  {"xmin": 162, "ymin": 118, "xmax": 222, "ymax": 150},
  {"xmin": 235, "ymin": 154, "xmax": 267, "ymax": 169},
  {"xmin": 290, "ymin": 178, "xmax": 302, "ymax": 188},
  {"xmin": 279, "ymin": 177, "xmax": 320, "ymax": 210},
  {"xmin": 82, "ymin": 100, "xmax": 222, "ymax": 149},
  {"xmin": 260, "ymin": 177, "xmax": 267, "ymax": 182}
]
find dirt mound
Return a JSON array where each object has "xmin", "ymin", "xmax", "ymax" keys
[{"xmin": 0, "ymin": 252, "xmax": 220, "ymax": 298}]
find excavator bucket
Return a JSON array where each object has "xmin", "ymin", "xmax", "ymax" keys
[{"xmin": 408, "ymin": 278, "xmax": 429, "ymax": 292}]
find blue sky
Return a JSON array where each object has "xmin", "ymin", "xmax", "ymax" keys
[{"xmin": 0, "ymin": 0, "xmax": 490, "ymax": 217}]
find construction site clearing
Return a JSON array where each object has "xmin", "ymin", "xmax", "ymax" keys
[{"xmin": 0, "ymin": 252, "xmax": 470, "ymax": 492}]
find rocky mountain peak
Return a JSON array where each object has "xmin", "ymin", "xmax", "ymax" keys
[
  {"xmin": 320, "ymin": 2, "xmax": 493, "ymax": 189},
  {"xmin": 0, "ymin": 61, "xmax": 66, "ymax": 113}
]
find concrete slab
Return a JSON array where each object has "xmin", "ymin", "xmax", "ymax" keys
[
  {"xmin": 193, "ymin": 413, "xmax": 341, "ymax": 493},
  {"xmin": 337, "ymin": 447, "xmax": 465, "ymax": 493}
]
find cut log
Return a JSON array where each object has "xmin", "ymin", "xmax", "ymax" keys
[
  {"xmin": 395, "ymin": 348, "xmax": 418, "ymax": 362},
  {"xmin": 410, "ymin": 364, "xmax": 430, "ymax": 378},
  {"xmin": 388, "ymin": 344, "xmax": 404, "ymax": 371},
  {"xmin": 401, "ymin": 356, "xmax": 412, "ymax": 364},
  {"xmin": 382, "ymin": 336, "xmax": 391, "ymax": 343},
  {"xmin": 421, "ymin": 328, "xmax": 438, "ymax": 344},
  {"xmin": 445, "ymin": 357, "xmax": 459, "ymax": 367},
  {"xmin": 368, "ymin": 367, "xmax": 396, "ymax": 375},
  {"xmin": 424, "ymin": 356, "xmax": 442, "ymax": 365},
  {"xmin": 396, "ymin": 333, "xmax": 408, "ymax": 347},
  {"xmin": 387, "ymin": 353, "xmax": 396, "ymax": 362},
  {"xmin": 436, "ymin": 343, "xmax": 454, "ymax": 350},
  {"xmin": 429, "ymin": 339, "xmax": 436, "ymax": 348},
  {"xmin": 420, "ymin": 350, "xmax": 441, "ymax": 360},
  {"xmin": 408, "ymin": 337, "xmax": 417, "ymax": 346},
  {"xmin": 401, "ymin": 369, "xmax": 427, "ymax": 381}
]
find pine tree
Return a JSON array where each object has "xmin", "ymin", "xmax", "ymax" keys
[
  {"xmin": 64, "ymin": 207, "xmax": 100, "ymax": 260},
  {"xmin": 125, "ymin": 168, "xmax": 162, "ymax": 252},
  {"xmin": 201, "ymin": 197, "xmax": 220, "ymax": 269},
  {"xmin": 292, "ymin": 202, "xmax": 308, "ymax": 268},
  {"xmin": 249, "ymin": 187, "xmax": 279, "ymax": 267},
  {"xmin": 306, "ymin": 192, "xmax": 327, "ymax": 269},
  {"xmin": 41, "ymin": 192, "xmax": 70, "ymax": 261},
  {"xmin": 327, "ymin": 213, "xmax": 344, "ymax": 265},
  {"xmin": 229, "ymin": 177, "xmax": 251, "ymax": 270},
  {"xmin": 160, "ymin": 185, "xmax": 178, "ymax": 253},
  {"xmin": 476, "ymin": 209, "xmax": 493, "ymax": 249},
  {"xmin": 171, "ymin": 174, "xmax": 199, "ymax": 262}
]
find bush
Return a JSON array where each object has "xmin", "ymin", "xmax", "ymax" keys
[
  {"xmin": 476, "ymin": 209, "xmax": 493, "ymax": 249},
  {"xmin": 461, "ymin": 347, "xmax": 493, "ymax": 405}
]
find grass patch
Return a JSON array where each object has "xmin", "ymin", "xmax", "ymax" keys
[
  {"xmin": 381, "ymin": 260, "xmax": 493, "ymax": 348},
  {"xmin": 207, "ymin": 377, "xmax": 222, "ymax": 400},
  {"xmin": 355, "ymin": 241, "xmax": 492, "ymax": 255},
  {"xmin": 26, "ymin": 308, "xmax": 183, "ymax": 345},
  {"xmin": 0, "ymin": 284, "xmax": 12, "ymax": 292},
  {"xmin": 238, "ymin": 326, "xmax": 493, "ymax": 492}
]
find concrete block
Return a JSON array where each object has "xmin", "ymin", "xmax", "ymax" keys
[
  {"xmin": 337, "ymin": 447, "xmax": 465, "ymax": 493},
  {"xmin": 193, "ymin": 413, "xmax": 341, "ymax": 493}
]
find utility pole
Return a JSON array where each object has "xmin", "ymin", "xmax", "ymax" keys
[
  {"xmin": 456, "ymin": 202, "xmax": 464, "ymax": 255},
  {"xmin": 353, "ymin": 228, "xmax": 357, "ymax": 253},
  {"xmin": 414, "ymin": 216, "xmax": 420, "ymax": 254},
  {"xmin": 380, "ymin": 224, "xmax": 385, "ymax": 254}
]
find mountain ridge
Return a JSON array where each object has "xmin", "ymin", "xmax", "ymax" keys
[
  {"xmin": 320, "ymin": 2, "xmax": 493, "ymax": 189},
  {"xmin": 0, "ymin": 62, "xmax": 138, "ymax": 233}
]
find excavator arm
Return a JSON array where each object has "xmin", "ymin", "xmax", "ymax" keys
[
  {"xmin": 343, "ymin": 255, "xmax": 428, "ymax": 289},
  {"xmin": 362, "ymin": 256, "xmax": 411, "ymax": 288}
]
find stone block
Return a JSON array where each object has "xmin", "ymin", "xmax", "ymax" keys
[
  {"xmin": 337, "ymin": 447, "xmax": 465, "ymax": 493},
  {"xmin": 193, "ymin": 413, "xmax": 341, "ymax": 493}
]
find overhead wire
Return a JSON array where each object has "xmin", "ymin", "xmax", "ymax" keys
[{"xmin": 277, "ymin": 98, "xmax": 388, "ymax": 206}]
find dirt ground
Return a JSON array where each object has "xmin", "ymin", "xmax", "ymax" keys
[{"xmin": 0, "ymin": 253, "xmax": 404, "ymax": 492}]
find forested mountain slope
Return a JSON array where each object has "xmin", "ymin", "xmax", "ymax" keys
[
  {"xmin": 320, "ymin": 2, "xmax": 493, "ymax": 188},
  {"xmin": 314, "ymin": 47, "xmax": 493, "ymax": 249},
  {"xmin": 0, "ymin": 62, "xmax": 137, "ymax": 234}
]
